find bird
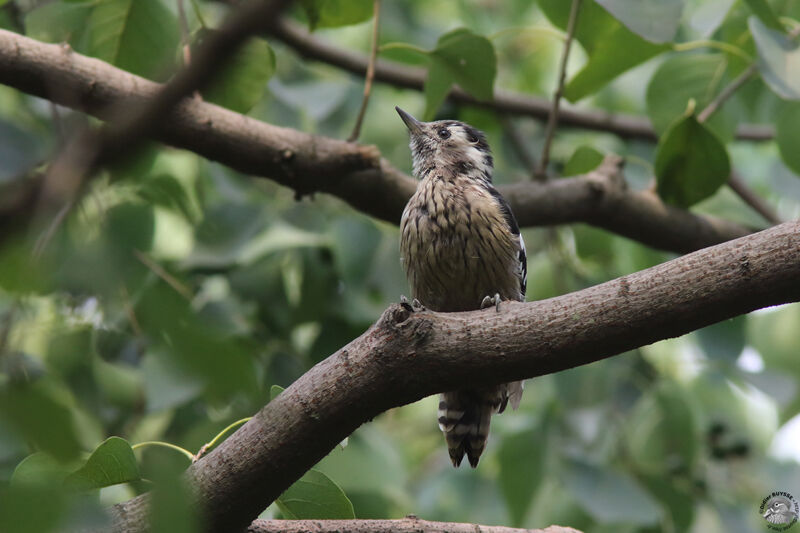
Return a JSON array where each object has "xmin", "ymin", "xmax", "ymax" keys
[
  {"xmin": 396, "ymin": 107, "xmax": 526, "ymax": 467},
  {"xmin": 763, "ymin": 497, "xmax": 797, "ymax": 525}
]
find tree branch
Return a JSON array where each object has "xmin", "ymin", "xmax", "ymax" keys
[
  {"xmin": 0, "ymin": 30, "xmax": 756, "ymax": 254},
  {"xmin": 267, "ymin": 19, "xmax": 774, "ymax": 142},
  {"xmin": 247, "ymin": 518, "xmax": 582, "ymax": 533},
  {"xmin": 108, "ymin": 220, "xmax": 800, "ymax": 533}
]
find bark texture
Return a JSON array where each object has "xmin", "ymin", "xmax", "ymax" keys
[
  {"xmin": 248, "ymin": 518, "xmax": 582, "ymax": 533},
  {"xmin": 106, "ymin": 221, "xmax": 800, "ymax": 533},
  {"xmin": 0, "ymin": 30, "xmax": 753, "ymax": 253}
]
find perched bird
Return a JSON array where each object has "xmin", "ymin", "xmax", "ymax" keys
[{"xmin": 396, "ymin": 107, "xmax": 526, "ymax": 467}]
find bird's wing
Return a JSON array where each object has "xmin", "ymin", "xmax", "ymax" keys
[{"xmin": 488, "ymin": 186, "xmax": 527, "ymax": 299}]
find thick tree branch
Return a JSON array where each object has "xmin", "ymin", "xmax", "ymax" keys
[
  {"xmin": 0, "ymin": 30, "xmax": 755, "ymax": 254},
  {"xmin": 108, "ymin": 221, "xmax": 800, "ymax": 533},
  {"xmin": 267, "ymin": 19, "xmax": 774, "ymax": 142},
  {"xmin": 248, "ymin": 518, "xmax": 581, "ymax": 533}
]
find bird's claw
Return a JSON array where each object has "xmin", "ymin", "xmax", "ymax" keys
[
  {"xmin": 400, "ymin": 295, "xmax": 425, "ymax": 312},
  {"xmin": 480, "ymin": 293, "xmax": 502, "ymax": 312}
]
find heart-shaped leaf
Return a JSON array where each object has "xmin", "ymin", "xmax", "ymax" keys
[
  {"xmin": 655, "ymin": 112, "xmax": 731, "ymax": 207},
  {"xmin": 276, "ymin": 469, "xmax": 355, "ymax": 519},
  {"xmin": 65, "ymin": 437, "xmax": 140, "ymax": 490}
]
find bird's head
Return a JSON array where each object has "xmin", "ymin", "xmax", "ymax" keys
[{"xmin": 396, "ymin": 107, "xmax": 493, "ymax": 181}]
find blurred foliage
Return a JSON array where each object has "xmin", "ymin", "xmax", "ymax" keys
[{"xmin": 0, "ymin": 0, "xmax": 799, "ymax": 532}]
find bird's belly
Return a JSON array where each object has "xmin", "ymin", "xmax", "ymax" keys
[{"xmin": 401, "ymin": 215, "xmax": 519, "ymax": 312}]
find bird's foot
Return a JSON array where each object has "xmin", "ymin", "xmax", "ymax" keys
[
  {"xmin": 400, "ymin": 295, "xmax": 425, "ymax": 312},
  {"xmin": 480, "ymin": 293, "xmax": 502, "ymax": 312}
]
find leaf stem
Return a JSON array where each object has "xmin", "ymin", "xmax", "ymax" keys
[
  {"xmin": 132, "ymin": 441, "xmax": 195, "ymax": 462},
  {"xmin": 695, "ymin": 63, "xmax": 783, "ymax": 225},
  {"xmin": 348, "ymin": 0, "xmax": 381, "ymax": 143},
  {"xmin": 377, "ymin": 42, "xmax": 429, "ymax": 56},
  {"xmin": 189, "ymin": 0, "xmax": 208, "ymax": 29},
  {"xmin": 194, "ymin": 417, "xmax": 252, "ymax": 462},
  {"xmin": 535, "ymin": 0, "xmax": 581, "ymax": 180},
  {"xmin": 488, "ymin": 25, "xmax": 566, "ymax": 42},
  {"xmin": 673, "ymin": 40, "xmax": 751, "ymax": 62}
]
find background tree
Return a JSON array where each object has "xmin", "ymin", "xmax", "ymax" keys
[{"xmin": 0, "ymin": 1, "xmax": 799, "ymax": 533}]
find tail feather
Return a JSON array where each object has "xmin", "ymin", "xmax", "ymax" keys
[{"xmin": 439, "ymin": 382, "xmax": 523, "ymax": 468}]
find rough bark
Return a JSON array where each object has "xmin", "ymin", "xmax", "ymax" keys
[
  {"xmin": 0, "ymin": 30, "xmax": 753, "ymax": 253},
  {"xmin": 107, "ymin": 221, "xmax": 800, "ymax": 533},
  {"xmin": 267, "ymin": 19, "xmax": 774, "ymax": 142},
  {"xmin": 247, "ymin": 518, "xmax": 582, "ymax": 533}
]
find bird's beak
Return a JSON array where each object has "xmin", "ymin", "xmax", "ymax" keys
[{"xmin": 396, "ymin": 107, "xmax": 424, "ymax": 135}]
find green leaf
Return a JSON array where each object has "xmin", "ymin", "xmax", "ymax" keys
[
  {"xmin": 24, "ymin": 1, "xmax": 93, "ymax": 50},
  {"xmin": 329, "ymin": 218, "xmax": 381, "ymax": 284},
  {"xmin": 136, "ymin": 175, "xmax": 196, "ymax": 222},
  {"xmin": 87, "ymin": 0, "xmax": 179, "ymax": 80},
  {"xmin": 563, "ymin": 146, "xmax": 604, "ymax": 176},
  {"xmin": 11, "ymin": 453, "xmax": 75, "ymax": 486},
  {"xmin": 564, "ymin": 28, "xmax": 669, "ymax": 101},
  {"xmin": 0, "ymin": 381, "xmax": 82, "ymax": 462},
  {"xmin": 563, "ymin": 460, "xmax": 661, "ymax": 525},
  {"xmin": 696, "ymin": 316, "xmax": 746, "ymax": 362},
  {"xmin": 270, "ymin": 384, "xmax": 284, "ymax": 401},
  {"xmin": 539, "ymin": 0, "xmax": 617, "ymax": 55},
  {"xmin": 93, "ymin": 356, "xmax": 142, "ymax": 408},
  {"xmin": 595, "ymin": 0, "xmax": 683, "ymax": 43},
  {"xmin": 202, "ymin": 36, "xmax": 276, "ymax": 114},
  {"xmin": 275, "ymin": 469, "xmax": 355, "ymax": 519},
  {"xmin": 743, "ymin": 0, "xmax": 782, "ymax": 30},
  {"xmin": 776, "ymin": 101, "xmax": 800, "ymax": 175},
  {"xmin": 498, "ymin": 427, "xmax": 547, "ymax": 526},
  {"xmin": 539, "ymin": 0, "xmax": 669, "ymax": 101},
  {"xmin": 627, "ymin": 384, "xmax": 698, "ymax": 475},
  {"xmin": 65, "ymin": 437, "xmax": 140, "ymax": 490},
  {"xmin": 423, "ymin": 58, "xmax": 454, "ymax": 120},
  {"xmin": 431, "ymin": 28, "xmax": 496, "ymax": 101},
  {"xmin": 301, "ymin": 0, "xmax": 373, "ymax": 30},
  {"xmin": 654, "ymin": 113, "xmax": 731, "ymax": 207},
  {"xmin": 0, "ymin": 485, "xmax": 68, "ymax": 533},
  {"xmin": 422, "ymin": 28, "xmax": 496, "ymax": 119},
  {"xmin": 749, "ymin": 16, "xmax": 800, "ymax": 100},
  {"xmin": 646, "ymin": 53, "xmax": 738, "ymax": 142}
]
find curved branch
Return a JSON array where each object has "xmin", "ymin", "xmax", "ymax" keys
[
  {"xmin": 0, "ymin": 30, "xmax": 752, "ymax": 253},
  {"xmin": 108, "ymin": 221, "xmax": 800, "ymax": 532},
  {"xmin": 267, "ymin": 19, "xmax": 774, "ymax": 142},
  {"xmin": 248, "ymin": 518, "xmax": 582, "ymax": 533}
]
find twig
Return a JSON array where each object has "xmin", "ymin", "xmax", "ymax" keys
[
  {"xmin": 499, "ymin": 116, "xmax": 537, "ymax": 177},
  {"xmin": 40, "ymin": 0, "xmax": 292, "ymax": 223},
  {"xmin": 696, "ymin": 64, "xmax": 756, "ymax": 123},
  {"xmin": 266, "ymin": 19, "xmax": 775, "ymax": 142},
  {"xmin": 133, "ymin": 249, "xmax": 194, "ymax": 300},
  {"xmin": 535, "ymin": 0, "xmax": 581, "ymax": 179},
  {"xmin": 121, "ymin": 285, "xmax": 144, "ymax": 338},
  {"xmin": 696, "ymin": 66, "xmax": 781, "ymax": 225},
  {"xmin": 177, "ymin": 0, "xmax": 202, "ymax": 100},
  {"xmin": 347, "ymin": 0, "xmax": 380, "ymax": 142},
  {"xmin": 727, "ymin": 173, "xmax": 782, "ymax": 225}
]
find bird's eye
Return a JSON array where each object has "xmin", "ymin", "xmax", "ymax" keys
[{"xmin": 437, "ymin": 128, "xmax": 451, "ymax": 139}]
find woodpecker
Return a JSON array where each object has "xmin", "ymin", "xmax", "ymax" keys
[{"xmin": 396, "ymin": 107, "xmax": 526, "ymax": 468}]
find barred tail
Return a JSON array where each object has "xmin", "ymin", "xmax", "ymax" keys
[{"xmin": 438, "ymin": 381, "xmax": 523, "ymax": 468}]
